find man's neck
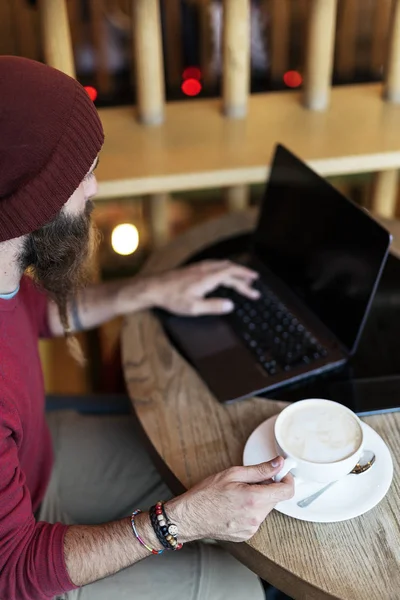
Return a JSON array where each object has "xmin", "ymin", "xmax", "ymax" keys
[{"xmin": 0, "ymin": 239, "xmax": 23, "ymax": 295}]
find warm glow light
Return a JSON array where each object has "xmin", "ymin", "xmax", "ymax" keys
[
  {"xmin": 181, "ymin": 78, "xmax": 202, "ymax": 96},
  {"xmin": 84, "ymin": 86, "xmax": 98, "ymax": 102},
  {"xmin": 283, "ymin": 71, "xmax": 303, "ymax": 88},
  {"xmin": 111, "ymin": 224, "xmax": 139, "ymax": 256}
]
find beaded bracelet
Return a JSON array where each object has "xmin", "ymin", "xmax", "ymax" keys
[
  {"xmin": 161, "ymin": 503, "xmax": 181, "ymax": 549},
  {"xmin": 150, "ymin": 502, "xmax": 183, "ymax": 551},
  {"xmin": 149, "ymin": 505, "xmax": 171, "ymax": 549},
  {"xmin": 130, "ymin": 509, "xmax": 164, "ymax": 555}
]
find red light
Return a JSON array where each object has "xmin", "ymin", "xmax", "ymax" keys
[
  {"xmin": 181, "ymin": 78, "xmax": 202, "ymax": 97},
  {"xmin": 84, "ymin": 86, "xmax": 98, "ymax": 102},
  {"xmin": 182, "ymin": 66, "xmax": 202, "ymax": 81},
  {"xmin": 283, "ymin": 71, "xmax": 303, "ymax": 88}
]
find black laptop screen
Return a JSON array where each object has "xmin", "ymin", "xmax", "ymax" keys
[{"xmin": 253, "ymin": 145, "xmax": 391, "ymax": 354}]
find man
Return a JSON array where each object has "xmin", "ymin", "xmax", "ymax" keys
[{"xmin": 0, "ymin": 56, "xmax": 293, "ymax": 600}]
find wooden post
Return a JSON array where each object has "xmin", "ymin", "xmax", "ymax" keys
[
  {"xmin": 335, "ymin": 0, "xmax": 358, "ymax": 81},
  {"xmin": 371, "ymin": 170, "xmax": 399, "ymax": 218},
  {"xmin": 304, "ymin": 0, "xmax": 337, "ymax": 111},
  {"xmin": 384, "ymin": 0, "xmax": 400, "ymax": 102},
  {"xmin": 132, "ymin": 0, "xmax": 165, "ymax": 125},
  {"xmin": 225, "ymin": 185, "xmax": 249, "ymax": 212},
  {"xmin": 222, "ymin": 0, "xmax": 250, "ymax": 118},
  {"xmin": 374, "ymin": 1, "xmax": 399, "ymax": 220},
  {"xmin": 267, "ymin": 0, "xmax": 290, "ymax": 83},
  {"xmin": 39, "ymin": 0, "xmax": 75, "ymax": 77},
  {"xmin": 146, "ymin": 193, "xmax": 169, "ymax": 248},
  {"xmin": 371, "ymin": 0, "xmax": 391, "ymax": 77}
]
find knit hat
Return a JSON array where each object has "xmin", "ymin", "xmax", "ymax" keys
[{"xmin": 0, "ymin": 56, "xmax": 104, "ymax": 243}]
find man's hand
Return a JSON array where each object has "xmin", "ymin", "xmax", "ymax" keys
[
  {"xmin": 149, "ymin": 260, "xmax": 260, "ymax": 316},
  {"xmin": 63, "ymin": 456, "xmax": 293, "ymax": 588},
  {"xmin": 166, "ymin": 457, "xmax": 294, "ymax": 543},
  {"xmin": 50, "ymin": 260, "xmax": 259, "ymax": 337}
]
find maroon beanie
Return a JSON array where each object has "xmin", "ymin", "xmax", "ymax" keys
[{"xmin": 0, "ymin": 56, "xmax": 104, "ymax": 243}]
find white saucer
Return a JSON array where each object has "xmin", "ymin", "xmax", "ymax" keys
[{"xmin": 243, "ymin": 415, "xmax": 393, "ymax": 523}]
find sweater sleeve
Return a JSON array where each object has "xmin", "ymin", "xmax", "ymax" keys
[{"xmin": 0, "ymin": 400, "xmax": 79, "ymax": 600}]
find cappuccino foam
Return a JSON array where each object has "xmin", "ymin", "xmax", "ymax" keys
[{"xmin": 279, "ymin": 403, "xmax": 362, "ymax": 463}]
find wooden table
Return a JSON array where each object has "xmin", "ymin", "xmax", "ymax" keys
[{"xmin": 122, "ymin": 210, "xmax": 400, "ymax": 600}]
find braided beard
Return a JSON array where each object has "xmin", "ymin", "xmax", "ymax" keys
[{"xmin": 19, "ymin": 200, "xmax": 100, "ymax": 363}]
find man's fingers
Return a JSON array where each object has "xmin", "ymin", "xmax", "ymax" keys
[
  {"xmin": 235, "ymin": 461, "xmax": 295, "ymax": 501},
  {"xmin": 190, "ymin": 298, "xmax": 234, "ymax": 316},
  {"xmin": 222, "ymin": 278, "xmax": 260, "ymax": 300},
  {"xmin": 198, "ymin": 260, "xmax": 259, "ymax": 281},
  {"xmin": 223, "ymin": 264, "xmax": 259, "ymax": 281},
  {"xmin": 194, "ymin": 270, "xmax": 260, "ymax": 299},
  {"xmin": 189, "ymin": 286, "xmax": 259, "ymax": 314},
  {"xmin": 230, "ymin": 458, "xmax": 284, "ymax": 484},
  {"xmin": 198, "ymin": 260, "xmax": 231, "ymax": 272},
  {"xmin": 257, "ymin": 474, "xmax": 295, "ymax": 502}
]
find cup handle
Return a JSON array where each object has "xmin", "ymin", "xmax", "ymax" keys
[{"xmin": 274, "ymin": 457, "xmax": 297, "ymax": 482}]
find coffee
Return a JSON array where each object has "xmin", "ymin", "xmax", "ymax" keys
[{"xmin": 279, "ymin": 401, "xmax": 362, "ymax": 463}]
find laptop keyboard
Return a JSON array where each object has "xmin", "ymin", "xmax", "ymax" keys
[{"xmin": 217, "ymin": 279, "xmax": 328, "ymax": 376}]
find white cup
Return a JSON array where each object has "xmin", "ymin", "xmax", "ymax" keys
[{"xmin": 273, "ymin": 399, "xmax": 364, "ymax": 483}]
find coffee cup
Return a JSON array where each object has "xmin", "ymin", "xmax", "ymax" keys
[{"xmin": 273, "ymin": 399, "xmax": 364, "ymax": 483}]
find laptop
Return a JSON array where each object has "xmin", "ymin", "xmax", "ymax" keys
[{"xmin": 158, "ymin": 145, "xmax": 392, "ymax": 403}]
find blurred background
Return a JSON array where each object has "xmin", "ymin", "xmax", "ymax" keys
[{"xmin": 1, "ymin": 0, "xmax": 397, "ymax": 394}]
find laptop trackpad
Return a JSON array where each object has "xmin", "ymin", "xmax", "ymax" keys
[
  {"xmin": 163, "ymin": 314, "xmax": 269, "ymax": 402},
  {"xmin": 165, "ymin": 315, "xmax": 239, "ymax": 359}
]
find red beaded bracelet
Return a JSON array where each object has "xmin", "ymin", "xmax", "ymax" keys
[
  {"xmin": 130, "ymin": 509, "xmax": 164, "ymax": 555},
  {"xmin": 153, "ymin": 501, "xmax": 183, "ymax": 551}
]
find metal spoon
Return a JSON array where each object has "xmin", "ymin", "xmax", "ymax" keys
[{"xmin": 297, "ymin": 451, "xmax": 376, "ymax": 509}]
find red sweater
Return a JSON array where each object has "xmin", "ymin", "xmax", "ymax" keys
[{"xmin": 0, "ymin": 276, "xmax": 78, "ymax": 600}]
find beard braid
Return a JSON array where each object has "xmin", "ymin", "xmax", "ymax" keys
[
  {"xmin": 60, "ymin": 300, "xmax": 86, "ymax": 366},
  {"xmin": 19, "ymin": 200, "xmax": 100, "ymax": 366}
]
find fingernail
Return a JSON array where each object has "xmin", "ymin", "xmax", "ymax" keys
[
  {"xmin": 252, "ymin": 290, "xmax": 261, "ymax": 299},
  {"xmin": 222, "ymin": 300, "xmax": 234, "ymax": 312},
  {"xmin": 271, "ymin": 458, "xmax": 281, "ymax": 468}
]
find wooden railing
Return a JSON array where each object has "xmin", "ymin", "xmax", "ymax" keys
[{"xmin": 6, "ymin": 0, "xmax": 400, "ymax": 245}]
